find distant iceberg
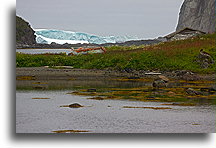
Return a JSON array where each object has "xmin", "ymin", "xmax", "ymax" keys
[{"xmin": 34, "ymin": 29, "xmax": 139, "ymax": 44}]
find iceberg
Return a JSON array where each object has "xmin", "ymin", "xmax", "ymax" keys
[{"xmin": 34, "ymin": 29, "xmax": 139, "ymax": 45}]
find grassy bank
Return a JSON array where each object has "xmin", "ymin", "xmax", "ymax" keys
[{"xmin": 16, "ymin": 33, "xmax": 216, "ymax": 73}]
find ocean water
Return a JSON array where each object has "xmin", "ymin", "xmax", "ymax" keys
[
  {"xmin": 16, "ymin": 78, "xmax": 216, "ymax": 133},
  {"xmin": 16, "ymin": 90, "xmax": 215, "ymax": 133}
]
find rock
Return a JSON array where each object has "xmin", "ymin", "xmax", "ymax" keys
[
  {"xmin": 209, "ymin": 85, "xmax": 216, "ymax": 91},
  {"xmin": 87, "ymin": 88, "xmax": 97, "ymax": 92},
  {"xmin": 176, "ymin": 0, "xmax": 215, "ymax": 33},
  {"xmin": 68, "ymin": 103, "xmax": 83, "ymax": 108},
  {"xmin": 174, "ymin": 70, "xmax": 199, "ymax": 81},
  {"xmin": 152, "ymin": 79, "xmax": 167, "ymax": 88},
  {"xmin": 16, "ymin": 16, "xmax": 36, "ymax": 46},
  {"xmin": 152, "ymin": 75, "xmax": 169, "ymax": 89},
  {"xmin": 185, "ymin": 88, "xmax": 203, "ymax": 95},
  {"xmin": 195, "ymin": 49, "xmax": 214, "ymax": 69},
  {"xmin": 158, "ymin": 75, "xmax": 169, "ymax": 83}
]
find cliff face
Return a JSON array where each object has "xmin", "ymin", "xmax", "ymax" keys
[
  {"xmin": 176, "ymin": 0, "xmax": 215, "ymax": 33},
  {"xmin": 16, "ymin": 16, "xmax": 36, "ymax": 45}
]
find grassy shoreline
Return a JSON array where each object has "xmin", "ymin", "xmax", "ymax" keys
[{"xmin": 16, "ymin": 33, "xmax": 216, "ymax": 74}]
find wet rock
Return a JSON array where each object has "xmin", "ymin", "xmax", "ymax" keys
[
  {"xmin": 68, "ymin": 103, "xmax": 83, "ymax": 108},
  {"xmin": 185, "ymin": 88, "xmax": 203, "ymax": 96},
  {"xmin": 152, "ymin": 75, "xmax": 169, "ymax": 89},
  {"xmin": 209, "ymin": 86, "xmax": 216, "ymax": 92},
  {"xmin": 200, "ymin": 87, "xmax": 216, "ymax": 94},
  {"xmin": 174, "ymin": 70, "xmax": 199, "ymax": 81},
  {"xmin": 87, "ymin": 88, "xmax": 97, "ymax": 92},
  {"xmin": 152, "ymin": 79, "xmax": 167, "ymax": 88}
]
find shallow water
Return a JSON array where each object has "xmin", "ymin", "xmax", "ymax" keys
[{"xmin": 16, "ymin": 87, "xmax": 215, "ymax": 133}]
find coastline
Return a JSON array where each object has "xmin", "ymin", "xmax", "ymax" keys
[{"xmin": 16, "ymin": 67, "xmax": 216, "ymax": 81}]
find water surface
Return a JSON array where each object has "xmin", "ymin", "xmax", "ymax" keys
[{"xmin": 16, "ymin": 79, "xmax": 216, "ymax": 133}]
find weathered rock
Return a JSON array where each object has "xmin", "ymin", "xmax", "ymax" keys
[
  {"xmin": 152, "ymin": 75, "xmax": 169, "ymax": 89},
  {"xmin": 16, "ymin": 16, "xmax": 36, "ymax": 46},
  {"xmin": 185, "ymin": 88, "xmax": 203, "ymax": 95},
  {"xmin": 195, "ymin": 49, "xmax": 214, "ymax": 68},
  {"xmin": 176, "ymin": 0, "xmax": 215, "ymax": 33}
]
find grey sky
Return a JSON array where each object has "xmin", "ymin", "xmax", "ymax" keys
[{"xmin": 16, "ymin": 0, "xmax": 184, "ymax": 39}]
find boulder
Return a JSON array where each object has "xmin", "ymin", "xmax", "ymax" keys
[
  {"xmin": 152, "ymin": 80, "xmax": 167, "ymax": 89},
  {"xmin": 176, "ymin": 0, "xmax": 215, "ymax": 33},
  {"xmin": 68, "ymin": 103, "xmax": 83, "ymax": 108},
  {"xmin": 196, "ymin": 50, "xmax": 214, "ymax": 69}
]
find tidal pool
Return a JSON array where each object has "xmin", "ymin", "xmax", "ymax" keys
[{"xmin": 16, "ymin": 86, "xmax": 215, "ymax": 133}]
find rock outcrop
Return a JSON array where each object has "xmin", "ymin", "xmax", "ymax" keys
[
  {"xmin": 16, "ymin": 16, "xmax": 36, "ymax": 46},
  {"xmin": 176, "ymin": 0, "xmax": 215, "ymax": 33}
]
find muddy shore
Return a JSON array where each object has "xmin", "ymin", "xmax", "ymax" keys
[{"xmin": 16, "ymin": 67, "xmax": 215, "ymax": 81}]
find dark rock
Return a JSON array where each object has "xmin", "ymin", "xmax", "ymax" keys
[
  {"xmin": 209, "ymin": 86, "xmax": 216, "ymax": 92},
  {"xmin": 152, "ymin": 79, "xmax": 167, "ymax": 88},
  {"xmin": 68, "ymin": 103, "xmax": 83, "ymax": 108},
  {"xmin": 185, "ymin": 88, "xmax": 203, "ymax": 95},
  {"xmin": 87, "ymin": 88, "xmax": 97, "ymax": 92},
  {"xmin": 16, "ymin": 16, "xmax": 36, "ymax": 46},
  {"xmin": 124, "ymin": 68, "xmax": 133, "ymax": 73}
]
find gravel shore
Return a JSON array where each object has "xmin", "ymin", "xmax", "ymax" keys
[{"xmin": 16, "ymin": 67, "xmax": 215, "ymax": 81}]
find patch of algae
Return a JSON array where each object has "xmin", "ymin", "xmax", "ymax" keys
[
  {"xmin": 123, "ymin": 106, "xmax": 172, "ymax": 110},
  {"xmin": 69, "ymin": 81, "xmax": 215, "ymax": 105},
  {"xmin": 113, "ymin": 78, "xmax": 154, "ymax": 82},
  {"xmin": 16, "ymin": 76, "xmax": 36, "ymax": 80},
  {"xmin": 52, "ymin": 130, "xmax": 89, "ymax": 133},
  {"xmin": 67, "ymin": 91, "xmax": 98, "ymax": 96},
  {"xmin": 32, "ymin": 98, "xmax": 50, "ymax": 99},
  {"xmin": 161, "ymin": 103, "xmax": 196, "ymax": 106}
]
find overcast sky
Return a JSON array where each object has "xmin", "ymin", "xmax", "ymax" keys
[{"xmin": 16, "ymin": 0, "xmax": 184, "ymax": 39}]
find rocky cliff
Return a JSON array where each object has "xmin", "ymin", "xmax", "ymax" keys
[
  {"xmin": 16, "ymin": 16, "xmax": 36, "ymax": 45},
  {"xmin": 176, "ymin": 0, "xmax": 215, "ymax": 33}
]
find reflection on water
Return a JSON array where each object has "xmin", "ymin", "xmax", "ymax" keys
[{"xmin": 16, "ymin": 78, "xmax": 216, "ymax": 133}]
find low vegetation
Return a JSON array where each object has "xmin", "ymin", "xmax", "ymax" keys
[{"xmin": 16, "ymin": 33, "xmax": 216, "ymax": 73}]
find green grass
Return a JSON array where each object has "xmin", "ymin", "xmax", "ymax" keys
[{"xmin": 16, "ymin": 33, "xmax": 216, "ymax": 73}]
